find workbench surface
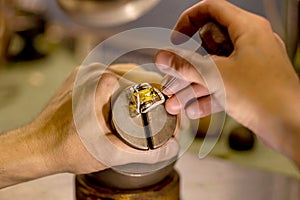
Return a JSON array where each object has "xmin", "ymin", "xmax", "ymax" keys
[{"xmin": 0, "ymin": 152, "xmax": 299, "ymax": 200}]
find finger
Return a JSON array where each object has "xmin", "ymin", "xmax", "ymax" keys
[
  {"xmin": 161, "ymin": 75, "xmax": 190, "ymax": 96},
  {"xmin": 156, "ymin": 49, "xmax": 206, "ymax": 85},
  {"xmin": 171, "ymin": 0, "xmax": 250, "ymax": 44},
  {"xmin": 187, "ymin": 96, "xmax": 212, "ymax": 119},
  {"xmin": 95, "ymin": 72, "xmax": 119, "ymax": 132},
  {"xmin": 108, "ymin": 63, "xmax": 140, "ymax": 76},
  {"xmin": 185, "ymin": 95, "xmax": 224, "ymax": 119},
  {"xmin": 94, "ymin": 65, "xmax": 180, "ymax": 166},
  {"xmin": 156, "ymin": 48, "xmax": 222, "ymax": 94},
  {"xmin": 165, "ymin": 83, "xmax": 210, "ymax": 115}
]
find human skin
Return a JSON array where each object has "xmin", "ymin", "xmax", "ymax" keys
[
  {"xmin": 155, "ymin": 0, "xmax": 300, "ymax": 168},
  {"xmin": 0, "ymin": 65, "xmax": 178, "ymax": 189},
  {"xmin": 0, "ymin": 68, "xmax": 106, "ymax": 188}
]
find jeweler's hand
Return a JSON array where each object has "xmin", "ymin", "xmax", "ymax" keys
[
  {"xmin": 0, "ymin": 68, "xmax": 99, "ymax": 189},
  {"xmin": 155, "ymin": 0, "xmax": 300, "ymax": 167},
  {"xmin": 89, "ymin": 63, "xmax": 179, "ymax": 171},
  {"xmin": 0, "ymin": 64, "xmax": 179, "ymax": 189},
  {"xmin": 33, "ymin": 63, "xmax": 178, "ymax": 174}
]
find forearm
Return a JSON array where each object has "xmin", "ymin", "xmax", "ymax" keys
[
  {"xmin": 0, "ymin": 125, "xmax": 58, "ymax": 188},
  {"xmin": 253, "ymin": 83, "xmax": 300, "ymax": 168},
  {"xmin": 278, "ymin": 88, "xmax": 300, "ymax": 168}
]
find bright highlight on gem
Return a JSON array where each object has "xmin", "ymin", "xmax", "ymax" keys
[{"xmin": 128, "ymin": 83, "xmax": 165, "ymax": 117}]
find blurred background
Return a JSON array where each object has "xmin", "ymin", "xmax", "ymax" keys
[{"xmin": 0, "ymin": 0, "xmax": 299, "ymax": 180}]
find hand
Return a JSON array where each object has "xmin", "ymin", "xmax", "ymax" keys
[
  {"xmin": 155, "ymin": 0, "xmax": 300, "ymax": 167},
  {"xmin": 0, "ymin": 68, "xmax": 98, "ymax": 189},
  {"xmin": 34, "ymin": 63, "xmax": 178, "ymax": 173},
  {"xmin": 0, "ymin": 64, "xmax": 178, "ymax": 188},
  {"xmin": 78, "ymin": 63, "xmax": 179, "ymax": 170}
]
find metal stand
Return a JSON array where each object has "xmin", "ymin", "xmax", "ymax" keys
[{"xmin": 75, "ymin": 169, "xmax": 180, "ymax": 200}]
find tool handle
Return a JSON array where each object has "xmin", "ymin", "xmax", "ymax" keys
[{"xmin": 199, "ymin": 21, "xmax": 234, "ymax": 56}]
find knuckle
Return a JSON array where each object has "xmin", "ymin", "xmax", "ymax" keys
[
  {"xmin": 249, "ymin": 15, "xmax": 272, "ymax": 32},
  {"xmin": 256, "ymin": 16, "xmax": 272, "ymax": 29},
  {"xmin": 99, "ymin": 72, "xmax": 118, "ymax": 88},
  {"xmin": 101, "ymin": 72, "xmax": 117, "ymax": 82}
]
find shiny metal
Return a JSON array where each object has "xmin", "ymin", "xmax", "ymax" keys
[
  {"xmin": 76, "ymin": 82, "xmax": 179, "ymax": 199},
  {"xmin": 56, "ymin": 0, "xmax": 160, "ymax": 27},
  {"xmin": 161, "ymin": 76, "xmax": 177, "ymax": 92},
  {"xmin": 75, "ymin": 170, "xmax": 180, "ymax": 200},
  {"xmin": 128, "ymin": 83, "xmax": 165, "ymax": 118},
  {"xmin": 112, "ymin": 83, "xmax": 177, "ymax": 150},
  {"xmin": 0, "ymin": 153, "xmax": 298, "ymax": 199},
  {"xmin": 84, "ymin": 162, "xmax": 175, "ymax": 189}
]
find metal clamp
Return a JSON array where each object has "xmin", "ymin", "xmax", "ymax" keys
[{"xmin": 112, "ymin": 83, "xmax": 177, "ymax": 150}]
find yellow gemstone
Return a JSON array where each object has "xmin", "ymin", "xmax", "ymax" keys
[
  {"xmin": 128, "ymin": 83, "xmax": 165, "ymax": 117},
  {"xmin": 137, "ymin": 88, "xmax": 158, "ymax": 102}
]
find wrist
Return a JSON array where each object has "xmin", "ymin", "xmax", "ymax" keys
[
  {"xmin": 247, "ymin": 82, "xmax": 300, "ymax": 168},
  {"xmin": 0, "ymin": 124, "xmax": 59, "ymax": 188},
  {"xmin": 34, "ymin": 117, "xmax": 107, "ymax": 175},
  {"xmin": 278, "ymin": 88, "xmax": 300, "ymax": 168},
  {"xmin": 26, "ymin": 122, "xmax": 66, "ymax": 175}
]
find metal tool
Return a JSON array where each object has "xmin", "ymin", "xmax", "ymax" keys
[
  {"xmin": 76, "ymin": 21, "xmax": 233, "ymax": 200},
  {"xmin": 112, "ymin": 83, "xmax": 177, "ymax": 150},
  {"xmin": 76, "ymin": 82, "xmax": 180, "ymax": 200},
  {"xmin": 76, "ymin": 169, "xmax": 179, "ymax": 199},
  {"xmin": 199, "ymin": 21, "xmax": 233, "ymax": 56},
  {"xmin": 161, "ymin": 76, "xmax": 177, "ymax": 93},
  {"xmin": 161, "ymin": 21, "xmax": 234, "ymax": 94}
]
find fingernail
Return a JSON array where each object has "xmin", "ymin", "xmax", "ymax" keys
[
  {"xmin": 156, "ymin": 51, "xmax": 174, "ymax": 70},
  {"xmin": 186, "ymin": 103, "xmax": 203, "ymax": 120}
]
